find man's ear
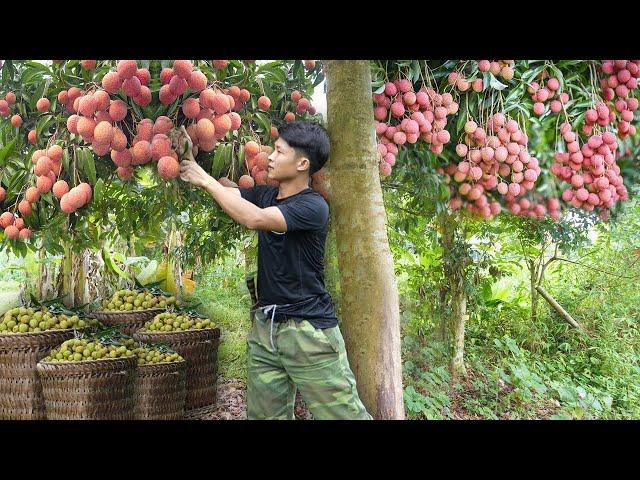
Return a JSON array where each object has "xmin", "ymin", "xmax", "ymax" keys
[{"xmin": 297, "ymin": 156, "xmax": 310, "ymax": 172}]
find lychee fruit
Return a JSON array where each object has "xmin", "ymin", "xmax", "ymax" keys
[
  {"xmin": 157, "ymin": 156, "xmax": 180, "ymax": 180},
  {"xmin": 188, "ymin": 71, "xmax": 208, "ymax": 91},
  {"xmin": 258, "ymin": 96, "xmax": 271, "ymax": 110},
  {"xmin": 173, "ymin": 60, "xmax": 193, "ymax": 80},
  {"xmin": 36, "ymin": 97, "xmax": 50, "ymax": 112},
  {"xmin": 4, "ymin": 225, "xmax": 19, "ymax": 240}
]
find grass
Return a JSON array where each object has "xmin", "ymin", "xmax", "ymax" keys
[
  {"xmin": 191, "ymin": 258, "xmax": 252, "ymax": 381},
  {"xmin": 0, "ymin": 280, "xmax": 21, "ymax": 315}
]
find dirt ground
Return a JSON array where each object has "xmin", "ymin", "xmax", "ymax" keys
[{"xmin": 197, "ymin": 376, "xmax": 313, "ymax": 420}]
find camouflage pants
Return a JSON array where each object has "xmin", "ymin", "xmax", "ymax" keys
[{"xmin": 246, "ymin": 309, "xmax": 372, "ymax": 420}]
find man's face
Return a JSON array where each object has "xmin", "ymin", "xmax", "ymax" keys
[{"xmin": 267, "ymin": 138, "xmax": 309, "ymax": 181}]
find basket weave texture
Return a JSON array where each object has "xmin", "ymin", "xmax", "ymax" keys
[
  {"xmin": 0, "ymin": 329, "xmax": 79, "ymax": 420},
  {"xmin": 135, "ymin": 360, "xmax": 186, "ymax": 420},
  {"xmin": 91, "ymin": 309, "xmax": 165, "ymax": 335},
  {"xmin": 36, "ymin": 356, "xmax": 137, "ymax": 420},
  {"xmin": 134, "ymin": 328, "xmax": 220, "ymax": 411}
]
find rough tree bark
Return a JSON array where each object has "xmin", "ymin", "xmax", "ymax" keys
[
  {"xmin": 325, "ymin": 60, "xmax": 404, "ymax": 420},
  {"xmin": 440, "ymin": 210, "xmax": 468, "ymax": 380},
  {"xmin": 324, "ymin": 215, "xmax": 342, "ymax": 319}
]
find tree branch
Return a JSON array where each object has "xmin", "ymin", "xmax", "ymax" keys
[{"xmin": 553, "ymin": 257, "xmax": 640, "ymax": 280}]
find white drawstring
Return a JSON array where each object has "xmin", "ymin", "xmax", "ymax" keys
[
  {"xmin": 250, "ymin": 297, "xmax": 317, "ymax": 351},
  {"xmin": 262, "ymin": 304, "xmax": 278, "ymax": 350}
]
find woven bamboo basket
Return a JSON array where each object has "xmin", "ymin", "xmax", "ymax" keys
[
  {"xmin": 133, "ymin": 328, "xmax": 221, "ymax": 411},
  {"xmin": 36, "ymin": 356, "xmax": 137, "ymax": 420},
  {"xmin": 135, "ymin": 360, "xmax": 186, "ymax": 420},
  {"xmin": 91, "ymin": 309, "xmax": 165, "ymax": 335},
  {"xmin": 0, "ymin": 329, "xmax": 79, "ymax": 420}
]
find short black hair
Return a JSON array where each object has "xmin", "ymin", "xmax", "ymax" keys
[{"xmin": 277, "ymin": 121, "xmax": 330, "ymax": 175}]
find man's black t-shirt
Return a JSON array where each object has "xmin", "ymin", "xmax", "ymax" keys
[{"xmin": 240, "ymin": 185, "xmax": 338, "ymax": 329}]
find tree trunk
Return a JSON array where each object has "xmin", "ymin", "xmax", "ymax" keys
[
  {"xmin": 440, "ymin": 210, "xmax": 468, "ymax": 380},
  {"xmin": 530, "ymin": 265, "xmax": 539, "ymax": 324},
  {"xmin": 450, "ymin": 283, "xmax": 468, "ymax": 380},
  {"xmin": 163, "ymin": 221, "xmax": 184, "ymax": 298},
  {"xmin": 324, "ymin": 215, "xmax": 342, "ymax": 319},
  {"xmin": 437, "ymin": 285, "xmax": 449, "ymax": 342},
  {"xmin": 325, "ymin": 60, "xmax": 404, "ymax": 420},
  {"xmin": 61, "ymin": 241, "xmax": 74, "ymax": 308}
]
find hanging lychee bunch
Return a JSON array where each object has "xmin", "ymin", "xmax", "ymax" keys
[
  {"xmin": 476, "ymin": 60, "xmax": 515, "ymax": 81},
  {"xmin": 242, "ymin": 141, "xmax": 278, "ymax": 187},
  {"xmin": 30, "ymin": 145, "xmax": 63, "ymax": 195},
  {"xmin": 600, "ymin": 60, "xmax": 640, "ymax": 103},
  {"xmin": 444, "ymin": 112, "xmax": 541, "ymax": 219},
  {"xmin": 58, "ymin": 182, "xmax": 92, "ymax": 214},
  {"xmin": 526, "ymin": 73, "xmax": 570, "ymax": 117},
  {"xmin": 551, "ymin": 122, "xmax": 628, "ymax": 214},
  {"xmin": 0, "ymin": 210, "xmax": 31, "ymax": 241},
  {"xmin": 581, "ymin": 101, "xmax": 616, "ymax": 136},
  {"xmin": 449, "ymin": 60, "xmax": 514, "ymax": 94},
  {"xmin": 505, "ymin": 196, "xmax": 561, "ymax": 221},
  {"xmin": 598, "ymin": 60, "xmax": 640, "ymax": 139},
  {"xmin": 180, "ymin": 78, "xmax": 243, "ymax": 153},
  {"xmin": 0, "ymin": 91, "xmax": 17, "ymax": 118},
  {"xmin": 373, "ymin": 78, "xmax": 458, "ymax": 177},
  {"xmin": 282, "ymin": 89, "xmax": 317, "ymax": 123}
]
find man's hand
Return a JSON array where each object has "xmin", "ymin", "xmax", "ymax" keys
[
  {"xmin": 180, "ymin": 159, "xmax": 213, "ymax": 189},
  {"xmin": 171, "ymin": 126, "xmax": 198, "ymax": 162}
]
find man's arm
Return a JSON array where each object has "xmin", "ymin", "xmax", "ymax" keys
[
  {"xmin": 175, "ymin": 126, "xmax": 287, "ymax": 232},
  {"xmin": 180, "ymin": 158, "xmax": 287, "ymax": 232},
  {"xmin": 203, "ymin": 178, "xmax": 287, "ymax": 232}
]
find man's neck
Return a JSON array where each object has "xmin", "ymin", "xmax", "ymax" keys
[{"xmin": 276, "ymin": 177, "xmax": 310, "ymax": 200}]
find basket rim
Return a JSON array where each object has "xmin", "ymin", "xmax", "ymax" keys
[
  {"xmin": 137, "ymin": 358, "xmax": 187, "ymax": 370},
  {"xmin": 37, "ymin": 354, "xmax": 138, "ymax": 367},
  {"xmin": 91, "ymin": 308, "xmax": 166, "ymax": 316},
  {"xmin": 0, "ymin": 327, "xmax": 83, "ymax": 338},
  {"xmin": 135, "ymin": 326, "xmax": 220, "ymax": 337}
]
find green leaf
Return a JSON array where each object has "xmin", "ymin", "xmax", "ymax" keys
[
  {"xmin": 80, "ymin": 148, "xmax": 97, "ymax": 184},
  {"xmin": 0, "ymin": 138, "xmax": 17, "ymax": 166},
  {"xmin": 94, "ymin": 178, "xmax": 104, "ymax": 204},
  {"xmin": 62, "ymin": 148, "xmax": 70, "ymax": 173},
  {"xmin": 489, "ymin": 75, "xmax": 508, "ymax": 91}
]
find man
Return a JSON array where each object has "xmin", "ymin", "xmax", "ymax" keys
[{"xmin": 179, "ymin": 121, "xmax": 372, "ymax": 420}]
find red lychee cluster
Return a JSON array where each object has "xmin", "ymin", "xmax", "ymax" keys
[
  {"xmin": 444, "ymin": 113, "xmax": 541, "ymax": 219},
  {"xmin": 0, "ymin": 211, "xmax": 31, "ymax": 241},
  {"xmin": 243, "ymin": 141, "xmax": 278, "ymax": 187},
  {"xmin": 599, "ymin": 60, "xmax": 640, "ymax": 139},
  {"xmin": 527, "ymin": 74, "xmax": 570, "ymax": 117},
  {"xmin": 551, "ymin": 123, "xmax": 627, "ymax": 213},
  {"xmin": 373, "ymin": 78, "xmax": 459, "ymax": 177}
]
